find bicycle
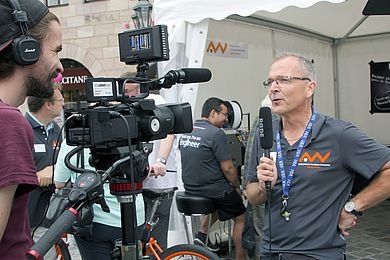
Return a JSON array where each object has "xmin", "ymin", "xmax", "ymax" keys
[
  {"xmin": 132, "ymin": 188, "xmax": 219, "ymax": 259},
  {"xmin": 27, "ymin": 146, "xmax": 219, "ymax": 260},
  {"xmin": 55, "ymin": 234, "xmax": 71, "ymax": 260},
  {"xmin": 31, "ymin": 225, "xmax": 71, "ymax": 260}
]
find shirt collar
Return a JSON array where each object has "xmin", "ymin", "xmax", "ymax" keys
[{"xmin": 26, "ymin": 111, "xmax": 54, "ymax": 132}]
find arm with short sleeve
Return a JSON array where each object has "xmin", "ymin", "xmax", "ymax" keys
[
  {"xmin": 341, "ymin": 124, "xmax": 390, "ymax": 211},
  {"xmin": 0, "ymin": 185, "xmax": 17, "ymax": 240},
  {"xmin": 54, "ymin": 141, "xmax": 73, "ymax": 189},
  {"xmin": 213, "ymin": 130, "xmax": 240, "ymax": 189}
]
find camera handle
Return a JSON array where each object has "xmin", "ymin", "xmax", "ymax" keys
[{"xmin": 26, "ymin": 169, "xmax": 106, "ymax": 259}]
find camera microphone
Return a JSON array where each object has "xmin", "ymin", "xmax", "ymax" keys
[{"xmin": 162, "ymin": 68, "xmax": 212, "ymax": 88}]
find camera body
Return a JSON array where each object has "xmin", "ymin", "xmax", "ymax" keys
[
  {"xmin": 64, "ymin": 25, "xmax": 195, "ymax": 178},
  {"xmin": 65, "ymin": 97, "xmax": 193, "ymax": 148}
]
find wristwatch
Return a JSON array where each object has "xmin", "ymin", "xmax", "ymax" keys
[
  {"xmin": 344, "ymin": 201, "xmax": 362, "ymax": 216},
  {"xmin": 156, "ymin": 157, "xmax": 167, "ymax": 165}
]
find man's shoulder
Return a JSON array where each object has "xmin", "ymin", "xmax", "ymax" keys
[
  {"xmin": 0, "ymin": 104, "xmax": 26, "ymax": 126},
  {"xmin": 193, "ymin": 120, "xmax": 223, "ymax": 137},
  {"xmin": 51, "ymin": 120, "xmax": 61, "ymax": 130},
  {"xmin": 0, "ymin": 102, "xmax": 22, "ymax": 116},
  {"xmin": 320, "ymin": 114, "xmax": 352, "ymax": 129},
  {"xmin": 194, "ymin": 120, "xmax": 220, "ymax": 131}
]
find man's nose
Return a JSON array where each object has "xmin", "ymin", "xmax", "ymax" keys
[{"xmin": 57, "ymin": 59, "xmax": 64, "ymax": 74}]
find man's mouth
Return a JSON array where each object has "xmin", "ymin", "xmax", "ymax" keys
[{"xmin": 271, "ymin": 96, "xmax": 283, "ymax": 102}]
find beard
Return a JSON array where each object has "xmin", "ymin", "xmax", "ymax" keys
[{"xmin": 25, "ymin": 73, "xmax": 55, "ymax": 98}]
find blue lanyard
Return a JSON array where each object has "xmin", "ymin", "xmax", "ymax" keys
[{"xmin": 276, "ymin": 111, "xmax": 318, "ymax": 198}]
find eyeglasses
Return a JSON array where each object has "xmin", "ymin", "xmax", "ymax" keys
[
  {"xmin": 218, "ymin": 111, "xmax": 229, "ymax": 118},
  {"xmin": 263, "ymin": 76, "xmax": 311, "ymax": 88},
  {"xmin": 53, "ymin": 98, "xmax": 64, "ymax": 102}
]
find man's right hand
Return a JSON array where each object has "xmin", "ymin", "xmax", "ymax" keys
[
  {"xmin": 37, "ymin": 166, "xmax": 53, "ymax": 187},
  {"xmin": 257, "ymin": 156, "xmax": 278, "ymax": 192}
]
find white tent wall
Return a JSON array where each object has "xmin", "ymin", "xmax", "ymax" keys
[
  {"xmin": 154, "ymin": 0, "xmax": 390, "ymax": 145},
  {"xmin": 194, "ymin": 19, "xmax": 335, "ymax": 124},
  {"xmin": 337, "ymin": 36, "xmax": 390, "ymax": 145},
  {"xmin": 155, "ymin": 0, "xmax": 390, "ymax": 246}
]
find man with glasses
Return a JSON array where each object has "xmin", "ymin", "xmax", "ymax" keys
[
  {"xmin": 246, "ymin": 53, "xmax": 390, "ymax": 259},
  {"xmin": 180, "ymin": 97, "xmax": 246, "ymax": 260},
  {"xmin": 25, "ymin": 85, "xmax": 64, "ymax": 259}
]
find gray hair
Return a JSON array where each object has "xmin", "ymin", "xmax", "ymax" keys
[{"xmin": 274, "ymin": 52, "xmax": 316, "ymax": 81}]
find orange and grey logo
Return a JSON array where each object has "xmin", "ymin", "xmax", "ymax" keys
[
  {"xmin": 206, "ymin": 41, "xmax": 228, "ymax": 54},
  {"xmin": 205, "ymin": 40, "xmax": 248, "ymax": 59},
  {"xmin": 298, "ymin": 152, "xmax": 331, "ymax": 168}
]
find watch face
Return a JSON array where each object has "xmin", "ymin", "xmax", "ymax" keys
[
  {"xmin": 157, "ymin": 158, "xmax": 167, "ymax": 164},
  {"xmin": 345, "ymin": 201, "xmax": 355, "ymax": 212}
]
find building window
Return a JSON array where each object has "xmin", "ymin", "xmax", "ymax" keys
[{"xmin": 47, "ymin": 0, "xmax": 68, "ymax": 7}]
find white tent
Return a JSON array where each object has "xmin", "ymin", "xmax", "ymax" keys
[
  {"xmin": 153, "ymin": 0, "xmax": 390, "ymax": 145},
  {"xmin": 154, "ymin": 1, "xmax": 390, "ymax": 246}
]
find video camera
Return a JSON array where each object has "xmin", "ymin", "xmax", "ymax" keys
[
  {"xmin": 64, "ymin": 25, "xmax": 212, "ymax": 191},
  {"xmin": 65, "ymin": 25, "xmax": 211, "ymax": 193},
  {"xmin": 27, "ymin": 25, "xmax": 212, "ymax": 260},
  {"xmin": 64, "ymin": 25, "xmax": 211, "ymax": 176}
]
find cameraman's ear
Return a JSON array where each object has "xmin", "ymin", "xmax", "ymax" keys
[{"xmin": 46, "ymin": 100, "xmax": 54, "ymax": 109}]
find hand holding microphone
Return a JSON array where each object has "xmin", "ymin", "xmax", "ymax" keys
[{"xmin": 256, "ymin": 157, "xmax": 278, "ymax": 192}]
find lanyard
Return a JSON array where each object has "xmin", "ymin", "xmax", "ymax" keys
[{"xmin": 276, "ymin": 111, "xmax": 317, "ymax": 201}]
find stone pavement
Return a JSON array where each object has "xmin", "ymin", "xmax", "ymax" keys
[
  {"xmin": 218, "ymin": 200, "xmax": 390, "ymax": 259},
  {"xmin": 346, "ymin": 199, "xmax": 390, "ymax": 259},
  {"xmin": 68, "ymin": 200, "xmax": 390, "ymax": 259}
]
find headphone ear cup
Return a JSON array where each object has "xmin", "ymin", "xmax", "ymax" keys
[{"xmin": 12, "ymin": 35, "xmax": 40, "ymax": 65}]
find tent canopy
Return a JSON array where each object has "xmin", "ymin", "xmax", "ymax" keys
[
  {"xmin": 153, "ymin": 0, "xmax": 390, "ymax": 134},
  {"xmin": 154, "ymin": 0, "xmax": 390, "ymax": 42}
]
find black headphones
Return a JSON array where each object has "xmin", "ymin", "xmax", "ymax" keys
[{"xmin": 8, "ymin": 0, "xmax": 40, "ymax": 65}]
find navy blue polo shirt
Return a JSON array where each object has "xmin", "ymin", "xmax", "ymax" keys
[
  {"xmin": 246, "ymin": 113, "xmax": 390, "ymax": 259},
  {"xmin": 25, "ymin": 112, "xmax": 62, "ymax": 228},
  {"xmin": 180, "ymin": 119, "xmax": 234, "ymax": 198}
]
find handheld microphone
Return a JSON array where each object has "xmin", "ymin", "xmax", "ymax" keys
[
  {"xmin": 162, "ymin": 68, "xmax": 212, "ymax": 88},
  {"xmin": 259, "ymin": 106, "xmax": 273, "ymax": 191}
]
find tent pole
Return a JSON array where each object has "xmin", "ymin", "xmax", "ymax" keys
[{"xmin": 332, "ymin": 42, "xmax": 340, "ymax": 119}]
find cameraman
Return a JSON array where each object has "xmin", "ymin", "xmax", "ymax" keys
[
  {"xmin": 54, "ymin": 141, "xmax": 145, "ymax": 260},
  {"xmin": 0, "ymin": 0, "xmax": 63, "ymax": 258},
  {"xmin": 123, "ymin": 72, "xmax": 178, "ymax": 249}
]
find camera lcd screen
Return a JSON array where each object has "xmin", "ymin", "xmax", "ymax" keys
[
  {"xmin": 86, "ymin": 78, "xmax": 118, "ymax": 102},
  {"xmin": 130, "ymin": 33, "xmax": 151, "ymax": 51},
  {"xmin": 92, "ymin": 81, "xmax": 114, "ymax": 97},
  {"xmin": 118, "ymin": 25, "xmax": 169, "ymax": 64}
]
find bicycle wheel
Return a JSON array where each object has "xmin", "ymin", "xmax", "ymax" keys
[
  {"xmin": 56, "ymin": 238, "xmax": 72, "ymax": 260},
  {"xmin": 159, "ymin": 244, "xmax": 220, "ymax": 260}
]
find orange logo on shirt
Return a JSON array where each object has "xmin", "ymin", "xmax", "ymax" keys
[
  {"xmin": 298, "ymin": 152, "xmax": 331, "ymax": 169},
  {"xmin": 299, "ymin": 152, "xmax": 330, "ymax": 163}
]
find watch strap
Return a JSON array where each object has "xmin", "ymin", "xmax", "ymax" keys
[{"xmin": 156, "ymin": 157, "xmax": 167, "ymax": 165}]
